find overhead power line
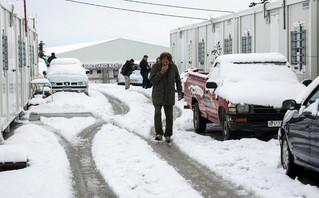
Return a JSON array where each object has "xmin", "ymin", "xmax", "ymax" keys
[
  {"xmin": 65, "ymin": 0, "xmax": 208, "ymax": 20},
  {"xmin": 123, "ymin": 0, "xmax": 234, "ymax": 14}
]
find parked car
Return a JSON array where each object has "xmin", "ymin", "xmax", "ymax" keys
[
  {"xmin": 279, "ymin": 76, "xmax": 319, "ymax": 178},
  {"xmin": 46, "ymin": 58, "xmax": 89, "ymax": 95},
  {"xmin": 117, "ymin": 64, "xmax": 143, "ymax": 86},
  {"xmin": 184, "ymin": 53, "xmax": 306, "ymax": 140}
]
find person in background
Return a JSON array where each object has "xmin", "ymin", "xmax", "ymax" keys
[
  {"xmin": 122, "ymin": 59, "xmax": 135, "ymax": 90},
  {"xmin": 149, "ymin": 52, "xmax": 183, "ymax": 143},
  {"xmin": 140, "ymin": 55, "xmax": 151, "ymax": 89},
  {"xmin": 47, "ymin": 52, "xmax": 56, "ymax": 64},
  {"xmin": 156, "ymin": 57, "xmax": 160, "ymax": 64}
]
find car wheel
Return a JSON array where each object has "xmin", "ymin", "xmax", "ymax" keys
[
  {"xmin": 281, "ymin": 136, "xmax": 300, "ymax": 178},
  {"xmin": 193, "ymin": 102, "xmax": 206, "ymax": 133},
  {"xmin": 222, "ymin": 116, "xmax": 232, "ymax": 141}
]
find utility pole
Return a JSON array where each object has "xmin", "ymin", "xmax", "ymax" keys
[{"xmin": 24, "ymin": 0, "xmax": 27, "ymax": 32}]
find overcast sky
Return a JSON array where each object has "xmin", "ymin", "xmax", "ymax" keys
[{"xmin": 9, "ymin": 0, "xmax": 255, "ymax": 47}]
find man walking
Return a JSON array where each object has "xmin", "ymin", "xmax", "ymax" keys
[
  {"xmin": 122, "ymin": 59, "xmax": 135, "ymax": 90},
  {"xmin": 140, "ymin": 55, "xmax": 151, "ymax": 89},
  {"xmin": 150, "ymin": 52, "xmax": 183, "ymax": 143}
]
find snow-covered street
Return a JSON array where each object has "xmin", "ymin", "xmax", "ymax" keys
[{"xmin": 1, "ymin": 84, "xmax": 319, "ymax": 198}]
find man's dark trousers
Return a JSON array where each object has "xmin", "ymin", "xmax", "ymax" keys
[
  {"xmin": 141, "ymin": 72, "xmax": 149, "ymax": 88},
  {"xmin": 154, "ymin": 105, "xmax": 173, "ymax": 137}
]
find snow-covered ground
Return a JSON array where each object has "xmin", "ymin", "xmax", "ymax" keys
[{"xmin": 1, "ymin": 83, "xmax": 318, "ymax": 198}]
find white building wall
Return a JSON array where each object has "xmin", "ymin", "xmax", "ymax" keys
[
  {"xmin": 1, "ymin": 1, "xmax": 38, "ymax": 133},
  {"xmin": 170, "ymin": 0, "xmax": 318, "ymax": 80}
]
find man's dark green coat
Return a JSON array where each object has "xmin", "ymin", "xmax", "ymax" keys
[{"xmin": 150, "ymin": 62, "xmax": 182, "ymax": 106}]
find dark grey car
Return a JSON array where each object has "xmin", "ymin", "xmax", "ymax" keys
[{"xmin": 279, "ymin": 78, "xmax": 319, "ymax": 178}]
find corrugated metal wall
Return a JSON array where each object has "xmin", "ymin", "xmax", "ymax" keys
[
  {"xmin": 170, "ymin": 0, "xmax": 318, "ymax": 81},
  {"xmin": 1, "ymin": 1, "xmax": 38, "ymax": 133}
]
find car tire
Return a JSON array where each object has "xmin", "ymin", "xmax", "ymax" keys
[
  {"xmin": 281, "ymin": 136, "xmax": 301, "ymax": 178},
  {"xmin": 193, "ymin": 102, "xmax": 206, "ymax": 133},
  {"xmin": 220, "ymin": 109, "xmax": 232, "ymax": 141}
]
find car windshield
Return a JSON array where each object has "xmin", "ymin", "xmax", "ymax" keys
[{"xmin": 305, "ymin": 87, "xmax": 319, "ymax": 107}]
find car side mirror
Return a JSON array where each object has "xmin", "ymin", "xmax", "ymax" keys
[
  {"xmin": 302, "ymin": 79, "xmax": 312, "ymax": 86},
  {"xmin": 206, "ymin": 81, "xmax": 218, "ymax": 89},
  {"xmin": 282, "ymin": 99, "xmax": 300, "ymax": 110},
  {"xmin": 42, "ymin": 71, "xmax": 47, "ymax": 76}
]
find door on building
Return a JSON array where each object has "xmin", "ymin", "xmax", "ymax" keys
[{"xmin": 270, "ymin": 13, "xmax": 280, "ymax": 52}]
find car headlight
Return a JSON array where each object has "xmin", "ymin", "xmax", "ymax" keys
[
  {"xmin": 78, "ymin": 81, "xmax": 87, "ymax": 86},
  {"xmin": 50, "ymin": 82, "xmax": 55, "ymax": 86},
  {"xmin": 228, "ymin": 104, "xmax": 250, "ymax": 114},
  {"xmin": 237, "ymin": 104, "xmax": 250, "ymax": 114}
]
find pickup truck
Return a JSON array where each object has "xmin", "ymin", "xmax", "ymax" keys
[{"xmin": 184, "ymin": 53, "xmax": 305, "ymax": 140}]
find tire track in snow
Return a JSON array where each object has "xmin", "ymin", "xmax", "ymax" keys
[
  {"xmin": 103, "ymin": 91, "xmax": 251, "ymax": 198},
  {"xmin": 32, "ymin": 115, "xmax": 116, "ymax": 198}
]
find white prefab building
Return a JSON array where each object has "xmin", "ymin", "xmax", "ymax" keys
[
  {"xmin": 47, "ymin": 38, "xmax": 169, "ymax": 83},
  {"xmin": 1, "ymin": 0, "xmax": 38, "ymax": 135},
  {"xmin": 170, "ymin": 0, "xmax": 319, "ymax": 81}
]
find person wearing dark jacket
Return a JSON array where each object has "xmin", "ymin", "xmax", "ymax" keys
[
  {"xmin": 122, "ymin": 59, "xmax": 135, "ymax": 89},
  {"xmin": 149, "ymin": 52, "xmax": 182, "ymax": 142},
  {"xmin": 140, "ymin": 55, "xmax": 151, "ymax": 89},
  {"xmin": 47, "ymin": 52, "xmax": 56, "ymax": 64}
]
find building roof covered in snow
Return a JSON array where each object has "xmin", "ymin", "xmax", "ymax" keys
[{"xmin": 45, "ymin": 38, "xmax": 169, "ymax": 69}]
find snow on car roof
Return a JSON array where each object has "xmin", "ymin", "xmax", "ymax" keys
[
  {"xmin": 50, "ymin": 58, "xmax": 81, "ymax": 65},
  {"xmin": 207, "ymin": 53, "xmax": 305, "ymax": 107},
  {"xmin": 215, "ymin": 52, "xmax": 287, "ymax": 64},
  {"xmin": 47, "ymin": 58, "xmax": 86, "ymax": 76}
]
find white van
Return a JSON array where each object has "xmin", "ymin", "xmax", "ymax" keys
[{"xmin": 46, "ymin": 58, "xmax": 89, "ymax": 95}]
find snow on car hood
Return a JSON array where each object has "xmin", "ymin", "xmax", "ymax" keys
[
  {"xmin": 208, "ymin": 62, "xmax": 306, "ymax": 108},
  {"xmin": 47, "ymin": 74, "xmax": 88, "ymax": 82}
]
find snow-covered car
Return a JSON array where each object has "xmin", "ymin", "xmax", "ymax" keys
[
  {"xmin": 46, "ymin": 58, "xmax": 89, "ymax": 95},
  {"xmin": 279, "ymin": 76, "xmax": 319, "ymax": 178},
  {"xmin": 184, "ymin": 53, "xmax": 306, "ymax": 140},
  {"xmin": 117, "ymin": 64, "xmax": 143, "ymax": 86}
]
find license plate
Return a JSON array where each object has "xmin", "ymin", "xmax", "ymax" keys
[
  {"xmin": 63, "ymin": 87, "xmax": 72, "ymax": 91},
  {"xmin": 268, "ymin": 120, "xmax": 282, "ymax": 127}
]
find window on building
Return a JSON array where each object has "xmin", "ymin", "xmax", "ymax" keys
[
  {"xmin": 198, "ymin": 39, "xmax": 205, "ymax": 64},
  {"xmin": 224, "ymin": 34, "xmax": 232, "ymax": 54},
  {"xmin": 18, "ymin": 38, "xmax": 23, "ymax": 67},
  {"xmin": 187, "ymin": 40, "xmax": 192, "ymax": 65},
  {"xmin": 291, "ymin": 23, "xmax": 306, "ymax": 72},
  {"xmin": 113, "ymin": 69, "xmax": 119, "ymax": 77},
  {"xmin": 241, "ymin": 31, "xmax": 252, "ymax": 53},
  {"xmin": 2, "ymin": 34, "xmax": 8, "ymax": 71},
  {"xmin": 97, "ymin": 70, "xmax": 102, "ymax": 74}
]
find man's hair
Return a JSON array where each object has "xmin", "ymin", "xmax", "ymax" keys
[
  {"xmin": 159, "ymin": 52, "xmax": 172, "ymax": 63},
  {"xmin": 130, "ymin": 59, "xmax": 134, "ymax": 63},
  {"xmin": 143, "ymin": 55, "xmax": 148, "ymax": 58}
]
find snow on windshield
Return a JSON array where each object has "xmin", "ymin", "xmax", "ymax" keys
[
  {"xmin": 47, "ymin": 58, "xmax": 86, "ymax": 76},
  {"xmin": 207, "ymin": 53, "xmax": 305, "ymax": 107}
]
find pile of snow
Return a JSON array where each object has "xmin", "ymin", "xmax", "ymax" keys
[
  {"xmin": 0, "ymin": 124, "xmax": 73, "ymax": 197},
  {"xmin": 31, "ymin": 78, "xmax": 50, "ymax": 84},
  {"xmin": 29, "ymin": 91, "xmax": 113, "ymax": 118},
  {"xmin": 0, "ymin": 145, "xmax": 27, "ymax": 163},
  {"xmin": 47, "ymin": 58, "xmax": 87, "ymax": 77},
  {"xmin": 92, "ymin": 124, "xmax": 202, "ymax": 198},
  {"xmin": 28, "ymin": 95, "xmax": 47, "ymax": 105},
  {"xmin": 207, "ymin": 53, "xmax": 305, "ymax": 107}
]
